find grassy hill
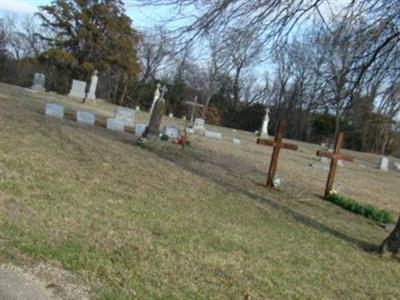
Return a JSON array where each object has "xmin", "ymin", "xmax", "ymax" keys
[{"xmin": 0, "ymin": 83, "xmax": 399, "ymax": 299}]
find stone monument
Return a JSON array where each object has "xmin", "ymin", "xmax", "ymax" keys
[
  {"xmin": 31, "ymin": 73, "xmax": 45, "ymax": 91},
  {"xmin": 260, "ymin": 108, "xmax": 270, "ymax": 138},
  {"xmin": 143, "ymin": 85, "xmax": 167, "ymax": 141},
  {"xmin": 68, "ymin": 80, "xmax": 87, "ymax": 99},
  {"xmin": 148, "ymin": 82, "xmax": 161, "ymax": 119},
  {"xmin": 86, "ymin": 70, "xmax": 98, "ymax": 101}
]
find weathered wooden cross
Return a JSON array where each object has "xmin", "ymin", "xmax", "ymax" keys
[
  {"xmin": 185, "ymin": 96, "xmax": 204, "ymax": 125},
  {"xmin": 257, "ymin": 120, "xmax": 298, "ymax": 188},
  {"xmin": 316, "ymin": 133, "xmax": 354, "ymax": 198}
]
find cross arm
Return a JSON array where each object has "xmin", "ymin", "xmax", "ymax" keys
[
  {"xmin": 257, "ymin": 138, "xmax": 298, "ymax": 151},
  {"xmin": 185, "ymin": 101, "xmax": 204, "ymax": 107}
]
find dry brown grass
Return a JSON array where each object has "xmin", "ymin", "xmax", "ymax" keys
[{"xmin": 1, "ymin": 83, "xmax": 400, "ymax": 299}]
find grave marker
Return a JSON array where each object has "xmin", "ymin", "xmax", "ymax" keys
[
  {"xmin": 379, "ymin": 156, "xmax": 389, "ymax": 171},
  {"xmin": 316, "ymin": 133, "xmax": 354, "ymax": 198},
  {"xmin": 45, "ymin": 103, "xmax": 64, "ymax": 118},
  {"xmin": 163, "ymin": 126, "xmax": 179, "ymax": 139},
  {"xmin": 31, "ymin": 73, "xmax": 45, "ymax": 91},
  {"xmin": 185, "ymin": 96, "xmax": 204, "ymax": 125},
  {"xmin": 134, "ymin": 123, "xmax": 147, "ymax": 137},
  {"xmin": 76, "ymin": 111, "xmax": 95, "ymax": 125},
  {"xmin": 114, "ymin": 106, "xmax": 135, "ymax": 126},
  {"xmin": 257, "ymin": 120, "xmax": 298, "ymax": 188},
  {"xmin": 86, "ymin": 70, "xmax": 98, "ymax": 101},
  {"xmin": 144, "ymin": 85, "xmax": 167, "ymax": 141},
  {"xmin": 68, "ymin": 80, "xmax": 87, "ymax": 99},
  {"xmin": 204, "ymin": 130, "xmax": 222, "ymax": 139},
  {"xmin": 106, "ymin": 118, "xmax": 125, "ymax": 132}
]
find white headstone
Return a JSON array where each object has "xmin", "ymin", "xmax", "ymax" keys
[
  {"xmin": 76, "ymin": 111, "xmax": 95, "ymax": 125},
  {"xmin": 338, "ymin": 160, "xmax": 344, "ymax": 167},
  {"xmin": 68, "ymin": 80, "xmax": 87, "ymax": 99},
  {"xmin": 260, "ymin": 108, "xmax": 270, "ymax": 138},
  {"xmin": 320, "ymin": 157, "xmax": 329, "ymax": 164},
  {"xmin": 186, "ymin": 128, "xmax": 195, "ymax": 134},
  {"xmin": 114, "ymin": 106, "xmax": 135, "ymax": 126},
  {"xmin": 379, "ymin": 156, "xmax": 389, "ymax": 171},
  {"xmin": 86, "ymin": 71, "xmax": 98, "ymax": 100},
  {"xmin": 182, "ymin": 116, "xmax": 187, "ymax": 122},
  {"xmin": 45, "ymin": 103, "xmax": 64, "ymax": 118},
  {"xmin": 232, "ymin": 138, "xmax": 241, "ymax": 145},
  {"xmin": 31, "ymin": 73, "xmax": 45, "ymax": 91},
  {"xmin": 163, "ymin": 126, "xmax": 179, "ymax": 139},
  {"xmin": 168, "ymin": 113, "xmax": 174, "ymax": 118},
  {"xmin": 135, "ymin": 106, "xmax": 140, "ymax": 111},
  {"xmin": 134, "ymin": 123, "xmax": 146, "ymax": 137},
  {"xmin": 394, "ymin": 162, "xmax": 400, "ymax": 171},
  {"xmin": 204, "ymin": 130, "xmax": 222, "ymax": 139},
  {"xmin": 106, "ymin": 118, "xmax": 125, "ymax": 132}
]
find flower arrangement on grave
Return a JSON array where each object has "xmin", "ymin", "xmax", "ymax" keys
[{"xmin": 137, "ymin": 137, "xmax": 147, "ymax": 148}]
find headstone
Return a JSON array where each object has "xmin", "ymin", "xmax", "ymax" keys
[
  {"xmin": 394, "ymin": 162, "xmax": 400, "ymax": 171},
  {"xmin": 204, "ymin": 130, "xmax": 222, "ymax": 139},
  {"xmin": 254, "ymin": 130, "xmax": 259, "ymax": 135},
  {"xmin": 338, "ymin": 159, "xmax": 344, "ymax": 167},
  {"xmin": 186, "ymin": 128, "xmax": 195, "ymax": 134},
  {"xmin": 31, "ymin": 73, "xmax": 45, "ymax": 91},
  {"xmin": 163, "ymin": 126, "xmax": 179, "ymax": 139},
  {"xmin": 134, "ymin": 123, "xmax": 147, "ymax": 137},
  {"xmin": 114, "ymin": 106, "xmax": 135, "ymax": 126},
  {"xmin": 144, "ymin": 85, "xmax": 167, "ymax": 141},
  {"xmin": 86, "ymin": 70, "xmax": 98, "ymax": 100},
  {"xmin": 68, "ymin": 80, "xmax": 87, "ymax": 99},
  {"xmin": 193, "ymin": 118, "xmax": 205, "ymax": 132},
  {"xmin": 106, "ymin": 118, "xmax": 125, "ymax": 132},
  {"xmin": 320, "ymin": 156, "xmax": 329, "ymax": 164},
  {"xmin": 45, "ymin": 103, "xmax": 64, "ymax": 118},
  {"xmin": 232, "ymin": 138, "xmax": 241, "ymax": 145},
  {"xmin": 182, "ymin": 116, "xmax": 187, "ymax": 122},
  {"xmin": 168, "ymin": 113, "xmax": 174, "ymax": 118},
  {"xmin": 136, "ymin": 106, "xmax": 140, "ymax": 111},
  {"xmin": 76, "ymin": 111, "xmax": 95, "ymax": 125},
  {"xmin": 260, "ymin": 108, "xmax": 270, "ymax": 138},
  {"xmin": 379, "ymin": 156, "xmax": 389, "ymax": 171}
]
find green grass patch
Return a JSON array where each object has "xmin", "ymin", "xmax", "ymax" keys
[{"xmin": 326, "ymin": 192, "xmax": 395, "ymax": 224}]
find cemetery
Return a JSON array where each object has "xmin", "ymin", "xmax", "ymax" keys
[
  {"xmin": 1, "ymin": 0, "xmax": 400, "ymax": 298},
  {"xmin": 0, "ymin": 82, "xmax": 400, "ymax": 298}
]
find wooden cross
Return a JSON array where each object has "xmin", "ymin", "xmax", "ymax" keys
[
  {"xmin": 316, "ymin": 133, "xmax": 354, "ymax": 198},
  {"xmin": 185, "ymin": 96, "xmax": 204, "ymax": 125},
  {"xmin": 257, "ymin": 120, "xmax": 298, "ymax": 188}
]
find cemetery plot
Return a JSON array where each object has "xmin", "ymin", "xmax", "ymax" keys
[
  {"xmin": 257, "ymin": 120, "xmax": 298, "ymax": 187},
  {"xmin": 1, "ymin": 84, "xmax": 400, "ymax": 299}
]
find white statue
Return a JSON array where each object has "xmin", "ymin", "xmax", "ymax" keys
[
  {"xmin": 148, "ymin": 82, "xmax": 162, "ymax": 118},
  {"xmin": 260, "ymin": 108, "xmax": 270, "ymax": 137}
]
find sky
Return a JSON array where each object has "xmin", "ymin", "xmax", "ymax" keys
[{"xmin": 0, "ymin": 0, "xmax": 172, "ymax": 29}]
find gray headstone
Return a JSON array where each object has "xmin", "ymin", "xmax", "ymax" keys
[
  {"xmin": 114, "ymin": 106, "xmax": 135, "ymax": 126},
  {"xmin": 68, "ymin": 80, "xmax": 87, "ymax": 98},
  {"xmin": 144, "ymin": 85, "xmax": 167, "ymax": 141},
  {"xmin": 45, "ymin": 103, "xmax": 64, "ymax": 118},
  {"xmin": 135, "ymin": 106, "xmax": 140, "ymax": 111},
  {"xmin": 76, "ymin": 111, "xmax": 95, "ymax": 125},
  {"xmin": 106, "ymin": 118, "xmax": 125, "ymax": 132},
  {"xmin": 232, "ymin": 138, "xmax": 241, "ymax": 145},
  {"xmin": 204, "ymin": 130, "xmax": 222, "ymax": 139},
  {"xmin": 134, "ymin": 123, "xmax": 147, "ymax": 137},
  {"xmin": 31, "ymin": 73, "xmax": 45, "ymax": 91},
  {"xmin": 379, "ymin": 156, "xmax": 389, "ymax": 171},
  {"xmin": 87, "ymin": 71, "xmax": 98, "ymax": 100},
  {"xmin": 194, "ymin": 118, "xmax": 205, "ymax": 128},
  {"xmin": 163, "ymin": 126, "xmax": 179, "ymax": 139},
  {"xmin": 394, "ymin": 162, "xmax": 400, "ymax": 171}
]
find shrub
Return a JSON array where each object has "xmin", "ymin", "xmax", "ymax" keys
[
  {"xmin": 160, "ymin": 134, "xmax": 169, "ymax": 141},
  {"xmin": 326, "ymin": 191, "xmax": 395, "ymax": 224}
]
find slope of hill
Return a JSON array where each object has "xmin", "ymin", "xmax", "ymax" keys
[{"xmin": 0, "ymin": 83, "xmax": 399, "ymax": 299}]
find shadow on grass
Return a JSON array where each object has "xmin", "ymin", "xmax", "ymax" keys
[{"xmin": 147, "ymin": 143, "xmax": 378, "ymax": 252}]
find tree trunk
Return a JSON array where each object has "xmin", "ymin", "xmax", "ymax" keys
[{"xmin": 381, "ymin": 217, "xmax": 400, "ymax": 257}]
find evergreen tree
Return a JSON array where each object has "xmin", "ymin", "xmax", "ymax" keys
[{"xmin": 37, "ymin": 0, "xmax": 139, "ymax": 97}]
